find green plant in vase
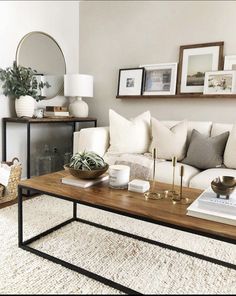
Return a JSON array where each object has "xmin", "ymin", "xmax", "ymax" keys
[
  {"xmin": 0, "ymin": 61, "xmax": 50, "ymax": 117},
  {"xmin": 66, "ymin": 151, "xmax": 108, "ymax": 179}
]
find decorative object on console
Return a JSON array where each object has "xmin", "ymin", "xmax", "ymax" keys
[
  {"xmin": 0, "ymin": 61, "xmax": 50, "ymax": 117},
  {"xmin": 211, "ymin": 176, "xmax": 236, "ymax": 199},
  {"xmin": 44, "ymin": 106, "xmax": 69, "ymax": 117},
  {"xmin": 117, "ymin": 67, "xmax": 144, "ymax": 96},
  {"xmin": 177, "ymin": 41, "xmax": 224, "ymax": 94},
  {"xmin": 64, "ymin": 74, "xmax": 93, "ymax": 117},
  {"xmin": 203, "ymin": 70, "xmax": 236, "ymax": 94},
  {"xmin": 109, "ymin": 164, "xmax": 130, "ymax": 189},
  {"xmin": 34, "ymin": 108, "xmax": 44, "ymax": 118},
  {"xmin": 108, "ymin": 109, "xmax": 151, "ymax": 154},
  {"xmin": 16, "ymin": 31, "xmax": 66, "ymax": 100},
  {"xmin": 140, "ymin": 63, "xmax": 177, "ymax": 95},
  {"xmin": 149, "ymin": 119, "xmax": 188, "ymax": 161},
  {"xmin": 224, "ymin": 55, "xmax": 236, "ymax": 70},
  {"xmin": 65, "ymin": 151, "xmax": 108, "ymax": 179},
  {"xmin": 183, "ymin": 129, "xmax": 229, "ymax": 170}
]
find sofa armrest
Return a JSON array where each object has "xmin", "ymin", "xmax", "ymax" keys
[{"xmin": 73, "ymin": 127, "xmax": 110, "ymax": 157}]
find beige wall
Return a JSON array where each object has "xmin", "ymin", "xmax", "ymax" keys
[
  {"xmin": 0, "ymin": 1, "xmax": 79, "ymax": 176},
  {"xmin": 79, "ymin": 1, "xmax": 236, "ymax": 126}
]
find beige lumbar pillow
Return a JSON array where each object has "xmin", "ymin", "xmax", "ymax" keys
[
  {"xmin": 149, "ymin": 118, "xmax": 188, "ymax": 161},
  {"xmin": 108, "ymin": 109, "xmax": 151, "ymax": 154},
  {"xmin": 224, "ymin": 124, "xmax": 236, "ymax": 169}
]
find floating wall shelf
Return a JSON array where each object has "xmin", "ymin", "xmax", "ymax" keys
[{"xmin": 116, "ymin": 94, "xmax": 236, "ymax": 99}]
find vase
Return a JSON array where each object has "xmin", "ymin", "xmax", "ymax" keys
[{"xmin": 15, "ymin": 95, "xmax": 35, "ymax": 117}]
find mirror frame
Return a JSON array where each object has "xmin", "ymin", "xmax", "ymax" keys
[{"xmin": 15, "ymin": 31, "xmax": 66, "ymax": 99}]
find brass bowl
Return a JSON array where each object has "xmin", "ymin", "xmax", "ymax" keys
[
  {"xmin": 64, "ymin": 163, "xmax": 109, "ymax": 179},
  {"xmin": 211, "ymin": 176, "xmax": 236, "ymax": 199}
]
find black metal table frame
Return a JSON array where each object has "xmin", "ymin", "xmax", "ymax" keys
[
  {"xmin": 18, "ymin": 185, "xmax": 236, "ymax": 295},
  {"xmin": 2, "ymin": 118, "xmax": 97, "ymax": 196}
]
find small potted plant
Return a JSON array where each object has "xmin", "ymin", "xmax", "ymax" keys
[
  {"xmin": 0, "ymin": 61, "xmax": 50, "ymax": 117},
  {"xmin": 65, "ymin": 151, "xmax": 108, "ymax": 179}
]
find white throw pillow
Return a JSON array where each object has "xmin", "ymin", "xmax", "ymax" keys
[
  {"xmin": 224, "ymin": 124, "xmax": 236, "ymax": 169},
  {"xmin": 108, "ymin": 109, "xmax": 151, "ymax": 154},
  {"xmin": 149, "ymin": 118, "xmax": 188, "ymax": 161}
]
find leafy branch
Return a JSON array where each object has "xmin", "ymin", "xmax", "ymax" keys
[{"xmin": 0, "ymin": 61, "xmax": 50, "ymax": 101}]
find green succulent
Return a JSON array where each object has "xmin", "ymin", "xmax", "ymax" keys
[
  {"xmin": 0, "ymin": 61, "xmax": 50, "ymax": 101},
  {"xmin": 70, "ymin": 151, "xmax": 106, "ymax": 171}
]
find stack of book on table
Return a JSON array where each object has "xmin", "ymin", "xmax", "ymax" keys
[
  {"xmin": 44, "ymin": 106, "xmax": 70, "ymax": 117},
  {"xmin": 61, "ymin": 174, "xmax": 109, "ymax": 188},
  {"xmin": 187, "ymin": 187, "xmax": 236, "ymax": 226}
]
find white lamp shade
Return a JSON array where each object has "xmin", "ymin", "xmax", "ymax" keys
[{"xmin": 64, "ymin": 74, "xmax": 93, "ymax": 97}]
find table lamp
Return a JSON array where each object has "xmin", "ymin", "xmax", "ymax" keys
[{"xmin": 64, "ymin": 74, "xmax": 93, "ymax": 117}]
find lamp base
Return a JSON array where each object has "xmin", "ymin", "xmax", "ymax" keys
[{"xmin": 69, "ymin": 97, "xmax": 88, "ymax": 117}]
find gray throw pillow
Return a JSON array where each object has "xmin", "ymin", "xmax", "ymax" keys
[{"xmin": 182, "ymin": 129, "xmax": 229, "ymax": 170}]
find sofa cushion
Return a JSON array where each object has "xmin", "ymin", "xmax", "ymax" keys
[
  {"xmin": 150, "ymin": 118, "xmax": 188, "ymax": 161},
  {"xmin": 183, "ymin": 130, "xmax": 229, "ymax": 170},
  {"xmin": 155, "ymin": 161, "xmax": 200, "ymax": 187},
  {"xmin": 211, "ymin": 123, "xmax": 233, "ymax": 137},
  {"xmin": 73, "ymin": 127, "xmax": 109, "ymax": 157},
  {"xmin": 189, "ymin": 168, "xmax": 236, "ymax": 190},
  {"xmin": 162, "ymin": 120, "xmax": 212, "ymax": 144},
  {"xmin": 224, "ymin": 124, "xmax": 236, "ymax": 169},
  {"xmin": 108, "ymin": 109, "xmax": 151, "ymax": 154}
]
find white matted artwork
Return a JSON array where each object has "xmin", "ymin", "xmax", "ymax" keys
[
  {"xmin": 117, "ymin": 68, "xmax": 144, "ymax": 96},
  {"xmin": 178, "ymin": 42, "xmax": 224, "ymax": 94},
  {"xmin": 224, "ymin": 55, "xmax": 236, "ymax": 70},
  {"xmin": 203, "ymin": 70, "xmax": 236, "ymax": 94},
  {"xmin": 140, "ymin": 63, "xmax": 178, "ymax": 95}
]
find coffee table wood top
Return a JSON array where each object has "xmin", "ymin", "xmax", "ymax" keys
[{"xmin": 19, "ymin": 171, "xmax": 236, "ymax": 241}]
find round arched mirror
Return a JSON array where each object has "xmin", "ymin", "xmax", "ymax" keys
[{"xmin": 16, "ymin": 31, "xmax": 66, "ymax": 99}]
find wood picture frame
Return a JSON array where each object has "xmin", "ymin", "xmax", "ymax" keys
[
  {"xmin": 117, "ymin": 67, "xmax": 144, "ymax": 96},
  {"xmin": 177, "ymin": 41, "xmax": 224, "ymax": 94},
  {"xmin": 140, "ymin": 63, "xmax": 178, "ymax": 95}
]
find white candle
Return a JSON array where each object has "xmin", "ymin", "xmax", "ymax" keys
[{"xmin": 109, "ymin": 165, "xmax": 130, "ymax": 189}]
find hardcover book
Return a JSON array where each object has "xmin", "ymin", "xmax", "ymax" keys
[
  {"xmin": 61, "ymin": 174, "xmax": 109, "ymax": 188},
  {"xmin": 187, "ymin": 187, "xmax": 236, "ymax": 226},
  {"xmin": 46, "ymin": 106, "xmax": 68, "ymax": 112}
]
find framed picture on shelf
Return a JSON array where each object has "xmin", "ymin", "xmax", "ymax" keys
[
  {"xmin": 203, "ymin": 70, "xmax": 236, "ymax": 94},
  {"xmin": 140, "ymin": 63, "xmax": 178, "ymax": 95},
  {"xmin": 117, "ymin": 68, "xmax": 144, "ymax": 96},
  {"xmin": 177, "ymin": 41, "xmax": 224, "ymax": 94},
  {"xmin": 224, "ymin": 55, "xmax": 236, "ymax": 70}
]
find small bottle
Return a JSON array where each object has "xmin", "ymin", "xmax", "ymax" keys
[
  {"xmin": 36, "ymin": 144, "xmax": 52, "ymax": 175},
  {"xmin": 64, "ymin": 152, "xmax": 72, "ymax": 165}
]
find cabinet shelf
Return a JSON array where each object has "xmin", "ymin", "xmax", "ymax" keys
[{"xmin": 116, "ymin": 94, "xmax": 236, "ymax": 99}]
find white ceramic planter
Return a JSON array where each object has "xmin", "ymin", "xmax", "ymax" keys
[{"xmin": 15, "ymin": 95, "xmax": 35, "ymax": 117}]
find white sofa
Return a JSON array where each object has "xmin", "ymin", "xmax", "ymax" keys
[{"xmin": 73, "ymin": 120, "xmax": 236, "ymax": 190}]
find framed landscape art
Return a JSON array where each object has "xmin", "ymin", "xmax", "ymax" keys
[
  {"xmin": 177, "ymin": 41, "xmax": 224, "ymax": 94},
  {"xmin": 140, "ymin": 63, "xmax": 178, "ymax": 95}
]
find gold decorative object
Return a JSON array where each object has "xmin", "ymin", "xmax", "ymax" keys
[
  {"xmin": 172, "ymin": 165, "xmax": 191, "ymax": 205},
  {"xmin": 170, "ymin": 156, "xmax": 177, "ymax": 193},
  {"xmin": 144, "ymin": 148, "xmax": 164, "ymax": 200},
  {"xmin": 211, "ymin": 176, "xmax": 236, "ymax": 199}
]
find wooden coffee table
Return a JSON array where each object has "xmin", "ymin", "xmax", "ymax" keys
[{"xmin": 18, "ymin": 171, "xmax": 236, "ymax": 295}]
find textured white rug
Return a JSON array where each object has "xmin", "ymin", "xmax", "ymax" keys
[{"xmin": 0, "ymin": 195, "xmax": 236, "ymax": 294}]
